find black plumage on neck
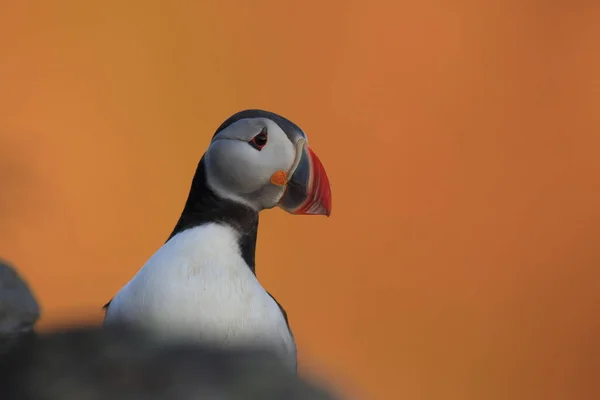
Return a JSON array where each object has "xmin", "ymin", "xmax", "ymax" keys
[{"xmin": 167, "ymin": 157, "xmax": 259, "ymax": 274}]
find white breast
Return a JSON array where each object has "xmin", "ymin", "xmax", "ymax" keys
[{"xmin": 104, "ymin": 223, "xmax": 296, "ymax": 370}]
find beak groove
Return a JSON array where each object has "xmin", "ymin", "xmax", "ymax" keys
[{"xmin": 277, "ymin": 140, "xmax": 332, "ymax": 217}]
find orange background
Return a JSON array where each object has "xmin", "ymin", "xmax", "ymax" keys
[{"xmin": 1, "ymin": 1, "xmax": 599, "ymax": 399}]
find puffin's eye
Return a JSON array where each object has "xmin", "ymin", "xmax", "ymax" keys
[{"xmin": 248, "ymin": 129, "xmax": 268, "ymax": 151}]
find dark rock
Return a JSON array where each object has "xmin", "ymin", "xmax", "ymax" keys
[
  {"xmin": 0, "ymin": 325, "xmax": 338, "ymax": 400},
  {"xmin": 0, "ymin": 260, "xmax": 40, "ymax": 357}
]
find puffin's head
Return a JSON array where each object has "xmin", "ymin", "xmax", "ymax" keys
[{"xmin": 203, "ymin": 109, "xmax": 331, "ymax": 216}]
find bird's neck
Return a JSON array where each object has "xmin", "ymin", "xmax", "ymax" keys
[{"xmin": 167, "ymin": 157, "xmax": 259, "ymax": 274}]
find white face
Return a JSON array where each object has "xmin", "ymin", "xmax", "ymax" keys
[{"xmin": 204, "ymin": 117, "xmax": 297, "ymax": 210}]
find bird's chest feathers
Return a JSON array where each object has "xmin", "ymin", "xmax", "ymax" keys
[{"xmin": 113, "ymin": 224, "xmax": 284, "ymax": 338}]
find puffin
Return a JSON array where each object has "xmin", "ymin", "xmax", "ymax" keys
[{"xmin": 102, "ymin": 109, "xmax": 331, "ymax": 372}]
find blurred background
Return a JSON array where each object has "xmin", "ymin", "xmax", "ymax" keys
[{"xmin": 1, "ymin": 1, "xmax": 599, "ymax": 399}]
